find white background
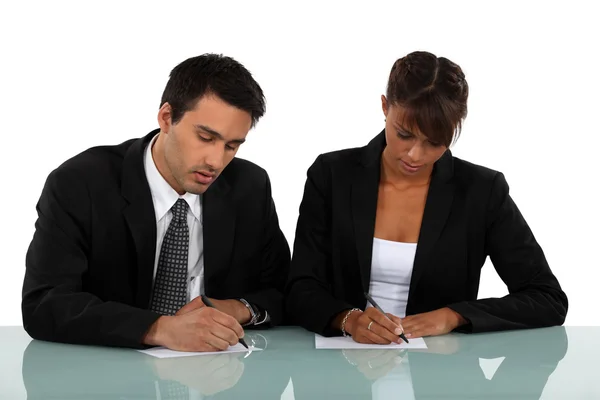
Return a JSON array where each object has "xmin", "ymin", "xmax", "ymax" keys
[
  {"xmin": 1, "ymin": 2, "xmax": 599, "ymax": 332},
  {"xmin": 1, "ymin": 1, "xmax": 598, "ymax": 398}
]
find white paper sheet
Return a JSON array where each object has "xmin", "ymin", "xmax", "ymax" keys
[
  {"xmin": 315, "ymin": 334, "xmax": 428, "ymax": 350},
  {"xmin": 138, "ymin": 344, "xmax": 262, "ymax": 358}
]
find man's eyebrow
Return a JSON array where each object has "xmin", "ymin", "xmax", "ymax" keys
[
  {"xmin": 194, "ymin": 124, "xmax": 245, "ymax": 144},
  {"xmin": 194, "ymin": 124, "xmax": 224, "ymax": 140}
]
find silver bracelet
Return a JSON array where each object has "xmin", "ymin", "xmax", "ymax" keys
[{"xmin": 341, "ymin": 308, "xmax": 361, "ymax": 337}]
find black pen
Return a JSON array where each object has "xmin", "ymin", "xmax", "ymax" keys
[
  {"xmin": 364, "ymin": 292, "xmax": 409, "ymax": 344},
  {"xmin": 200, "ymin": 294, "xmax": 249, "ymax": 349}
]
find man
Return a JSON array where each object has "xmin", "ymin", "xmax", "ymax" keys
[{"xmin": 22, "ymin": 53, "xmax": 290, "ymax": 351}]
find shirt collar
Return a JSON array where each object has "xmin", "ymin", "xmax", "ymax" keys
[{"xmin": 143, "ymin": 134, "xmax": 202, "ymax": 222}]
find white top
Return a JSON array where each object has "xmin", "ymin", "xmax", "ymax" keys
[
  {"xmin": 367, "ymin": 238, "xmax": 417, "ymax": 318},
  {"xmin": 143, "ymin": 135, "xmax": 204, "ymax": 302}
]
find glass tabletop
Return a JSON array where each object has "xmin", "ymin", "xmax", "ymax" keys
[{"xmin": 1, "ymin": 325, "xmax": 598, "ymax": 399}]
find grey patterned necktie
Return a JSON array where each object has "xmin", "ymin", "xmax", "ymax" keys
[{"xmin": 149, "ymin": 199, "xmax": 189, "ymax": 316}]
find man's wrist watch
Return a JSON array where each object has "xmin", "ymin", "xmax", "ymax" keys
[{"xmin": 239, "ymin": 298, "xmax": 259, "ymax": 326}]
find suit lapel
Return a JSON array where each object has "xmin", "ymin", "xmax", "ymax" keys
[
  {"xmin": 350, "ymin": 131, "xmax": 456, "ymax": 307},
  {"xmin": 408, "ymin": 151, "xmax": 455, "ymax": 302},
  {"xmin": 351, "ymin": 164, "xmax": 380, "ymax": 292},
  {"xmin": 202, "ymin": 176, "xmax": 235, "ymax": 296},
  {"xmin": 352, "ymin": 132, "xmax": 386, "ymax": 291},
  {"xmin": 121, "ymin": 130, "xmax": 159, "ymax": 308}
]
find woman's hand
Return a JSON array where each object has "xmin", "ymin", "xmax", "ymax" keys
[
  {"xmin": 401, "ymin": 307, "xmax": 467, "ymax": 338},
  {"xmin": 345, "ymin": 308, "xmax": 405, "ymax": 344}
]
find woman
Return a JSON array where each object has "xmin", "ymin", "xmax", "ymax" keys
[{"xmin": 285, "ymin": 51, "xmax": 567, "ymax": 344}]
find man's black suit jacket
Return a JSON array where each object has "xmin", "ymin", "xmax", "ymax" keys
[
  {"xmin": 23, "ymin": 129, "xmax": 291, "ymax": 348},
  {"xmin": 286, "ymin": 130, "xmax": 567, "ymax": 336}
]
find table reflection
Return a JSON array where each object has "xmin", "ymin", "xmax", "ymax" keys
[
  {"xmin": 22, "ymin": 332, "xmax": 290, "ymax": 399},
  {"xmin": 291, "ymin": 327, "xmax": 568, "ymax": 399}
]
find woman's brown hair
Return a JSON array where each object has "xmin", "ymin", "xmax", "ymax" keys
[{"xmin": 386, "ymin": 51, "xmax": 469, "ymax": 147}]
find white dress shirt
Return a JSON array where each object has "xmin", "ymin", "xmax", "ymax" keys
[
  {"xmin": 144, "ymin": 135, "xmax": 204, "ymax": 302},
  {"xmin": 367, "ymin": 238, "xmax": 417, "ymax": 318}
]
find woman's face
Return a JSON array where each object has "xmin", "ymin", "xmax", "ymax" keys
[{"xmin": 381, "ymin": 95, "xmax": 449, "ymax": 179}]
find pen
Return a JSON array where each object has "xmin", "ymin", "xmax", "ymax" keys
[
  {"xmin": 364, "ymin": 292, "xmax": 409, "ymax": 344},
  {"xmin": 200, "ymin": 294, "xmax": 249, "ymax": 349}
]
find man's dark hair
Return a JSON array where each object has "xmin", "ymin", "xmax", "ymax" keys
[
  {"xmin": 160, "ymin": 53, "xmax": 266, "ymax": 127},
  {"xmin": 386, "ymin": 51, "xmax": 469, "ymax": 147}
]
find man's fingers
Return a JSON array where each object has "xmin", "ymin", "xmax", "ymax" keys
[
  {"xmin": 201, "ymin": 338, "xmax": 226, "ymax": 352},
  {"xmin": 208, "ymin": 309, "xmax": 243, "ymax": 346},
  {"xmin": 210, "ymin": 324, "xmax": 241, "ymax": 347},
  {"xmin": 210, "ymin": 309, "xmax": 244, "ymax": 338},
  {"xmin": 205, "ymin": 335, "xmax": 231, "ymax": 351},
  {"xmin": 176, "ymin": 296, "xmax": 205, "ymax": 316}
]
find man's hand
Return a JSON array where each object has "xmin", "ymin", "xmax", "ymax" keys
[
  {"xmin": 143, "ymin": 306, "xmax": 244, "ymax": 352},
  {"xmin": 343, "ymin": 308, "xmax": 405, "ymax": 345},
  {"xmin": 176, "ymin": 296, "xmax": 252, "ymax": 325},
  {"xmin": 401, "ymin": 307, "xmax": 467, "ymax": 338}
]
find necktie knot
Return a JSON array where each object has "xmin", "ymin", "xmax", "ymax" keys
[{"xmin": 171, "ymin": 199, "xmax": 188, "ymax": 223}]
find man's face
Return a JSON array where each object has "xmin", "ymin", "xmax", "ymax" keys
[{"xmin": 157, "ymin": 95, "xmax": 252, "ymax": 194}]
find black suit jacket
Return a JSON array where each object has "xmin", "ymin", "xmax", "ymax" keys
[
  {"xmin": 285, "ymin": 130, "xmax": 567, "ymax": 336},
  {"xmin": 22, "ymin": 129, "xmax": 290, "ymax": 348}
]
